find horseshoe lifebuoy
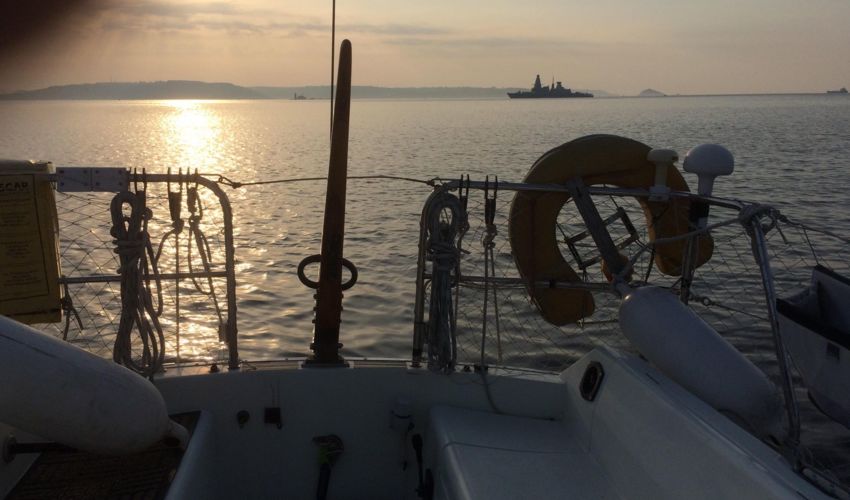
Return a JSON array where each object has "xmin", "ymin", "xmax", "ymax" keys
[{"xmin": 509, "ymin": 134, "xmax": 713, "ymax": 326}]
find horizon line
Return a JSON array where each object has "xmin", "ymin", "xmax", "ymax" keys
[{"xmin": 1, "ymin": 80, "xmax": 846, "ymax": 98}]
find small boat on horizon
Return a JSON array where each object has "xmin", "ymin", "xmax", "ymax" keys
[{"xmin": 827, "ymin": 87, "xmax": 848, "ymax": 94}]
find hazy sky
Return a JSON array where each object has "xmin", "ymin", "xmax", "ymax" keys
[{"xmin": 2, "ymin": 0, "xmax": 849, "ymax": 94}]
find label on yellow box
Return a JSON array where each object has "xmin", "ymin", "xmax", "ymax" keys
[{"xmin": 0, "ymin": 162, "xmax": 62, "ymax": 323}]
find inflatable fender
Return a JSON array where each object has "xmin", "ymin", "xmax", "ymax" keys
[
  {"xmin": 509, "ymin": 135, "xmax": 713, "ymax": 326},
  {"xmin": 619, "ymin": 287, "xmax": 783, "ymax": 438},
  {"xmin": 0, "ymin": 315, "xmax": 174, "ymax": 454}
]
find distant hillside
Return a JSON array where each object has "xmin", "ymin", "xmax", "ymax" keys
[
  {"xmin": 0, "ymin": 81, "xmax": 263, "ymax": 100},
  {"xmin": 254, "ymin": 85, "xmax": 614, "ymax": 99},
  {"xmin": 638, "ymin": 88, "xmax": 666, "ymax": 97},
  {"xmin": 0, "ymin": 81, "xmax": 614, "ymax": 100},
  {"xmin": 253, "ymin": 85, "xmax": 531, "ymax": 99}
]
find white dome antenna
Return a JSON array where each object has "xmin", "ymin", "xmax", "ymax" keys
[
  {"xmin": 683, "ymin": 144, "xmax": 734, "ymax": 197},
  {"xmin": 647, "ymin": 148, "xmax": 679, "ymax": 201}
]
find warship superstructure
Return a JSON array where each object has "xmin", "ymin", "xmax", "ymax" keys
[{"xmin": 508, "ymin": 74, "xmax": 593, "ymax": 99}]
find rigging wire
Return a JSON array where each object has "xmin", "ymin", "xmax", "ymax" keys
[
  {"xmin": 185, "ymin": 178, "xmax": 227, "ymax": 340},
  {"xmin": 330, "ymin": 0, "xmax": 336, "ymax": 141},
  {"xmin": 153, "ymin": 168, "xmax": 185, "ymax": 361},
  {"xmin": 216, "ymin": 174, "xmax": 439, "ymax": 188}
]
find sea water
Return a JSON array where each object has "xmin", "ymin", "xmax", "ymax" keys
[
  {"xmin": 2, "ymin": 95, "xmax": 850, "ymax": 474},
  {"xmin": 2, "ymin": 95, "xmax": 848, "ymax": 358}
]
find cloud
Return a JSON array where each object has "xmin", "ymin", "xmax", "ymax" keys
[
  {"xmin": 90, "ymin": 1, "xmax": 292, "ymax": 33},
  {"xmin": 86, "ymin": 1, "xmax": 450, "ymax": 39},
  {"xmin": 343, "ymin": 23, "xmax": 451, "ymax": 37},
  {"xmin": 104, "ymin": 1, "xmax": 243, "ymax": 17},
  {"xmin": 384, "ymin": 35, "xmax": 603, "ymax": 55}
]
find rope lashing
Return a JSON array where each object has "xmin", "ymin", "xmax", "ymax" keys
[
  {"xmin": 482, "ymin": 176, "xmax": 498, "ymax": 250},
  {"xmin": 481, "ymin": 176, "xmax": 503, "ymax": 364},
  {"xmin": 110, "ymin": 187, "xmax": 165, "ymax": 378},
  {"xmin": 153, "ymin": 169, "xmax": 185, "ymax": 359},
  {"xmin": 185, "ymin": 177, "xmax": 227, "ymax": 342},
  {"xmin": 425, "ymin": 190, "xmax": 465, "ymax": 373},
  {"xmin": 455, "ymin": 175, "xmax": 470, "ymax": 258},
  {"xmin": 738, "ymin": 203, "xmax": 781, "ymax": 235},
  {"xmin": 452, "ymin": 175, "xmax": 471, "ymax": 353},
  {"xmin": 60, "ymin": 281, "xmax": 83, "ymax": 341}
]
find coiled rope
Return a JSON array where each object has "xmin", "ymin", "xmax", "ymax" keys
[
  {"xmin": 425, "ymin": 191, "xmax": 465, "ymax": 373},
  {"xmin": 110, "ymin": 189, "xmax": 165, "ymax": 378}
]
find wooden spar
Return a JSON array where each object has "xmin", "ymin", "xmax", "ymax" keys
[{"xmin": 311, "ymin": 39, "xmax": 352, "ymax": 364}]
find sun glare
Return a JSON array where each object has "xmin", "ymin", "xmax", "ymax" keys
[{"xmin": 163, "ymin": 100, "xmax": 222, "ymax": 171}]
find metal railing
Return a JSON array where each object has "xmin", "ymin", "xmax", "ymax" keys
[
  {"xmin": 412, "ymin": 177, "xmax": 810, "ymax": 463},
  {"xmin": 2, "ymin": 168, "xmax": 239, "ymax": 371}
]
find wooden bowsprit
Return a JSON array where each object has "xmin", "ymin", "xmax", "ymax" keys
[{"xmin": 298, "ymin": 40, "xmax": 357, "ymax": 366}]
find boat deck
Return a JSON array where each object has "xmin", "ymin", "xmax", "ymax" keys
[
  {"xmin": 7, "ymin": 412, "xmax": 199, "ymax": 500},
  {"xmin": 0, "ymin": 351, "xmax": 837, "ymax": 499}
]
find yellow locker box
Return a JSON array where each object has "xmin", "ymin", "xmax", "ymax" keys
[{"xmin": 0, "ymin": 160, "xmax": 62, "ymax": 323}]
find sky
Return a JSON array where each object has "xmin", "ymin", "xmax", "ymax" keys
[{"xmin": 1, "ymin": 0, "xmax": 849, "ymax": 95}]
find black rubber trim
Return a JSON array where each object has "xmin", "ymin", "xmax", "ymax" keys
[{"xmin": 580, "ymin": 361, "xmax": 605, "ymax": 402}]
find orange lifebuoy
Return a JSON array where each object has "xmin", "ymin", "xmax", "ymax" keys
[{"xmin": 509, "ymin": 134, "xmax": 713, "ymax": 326}]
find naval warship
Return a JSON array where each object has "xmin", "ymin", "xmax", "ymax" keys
[{"xmin": 508, "ymin": 74, "xmax": 593, "ymax": 99}]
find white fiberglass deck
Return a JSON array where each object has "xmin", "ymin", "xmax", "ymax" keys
[
  {"xmin": 428, "ymin": 406, "xmax": 622, "ymax": 500},
  {"xmin": 162, "ymin": 349, "xmax": 825, "ymax": 498},
  {"xmin": 428, "ymin": 349, "xmax": 819, "ymax": 500},
  {"xmin": 0, "ymin": 348, "xmax": 829, "ymax": 499}
]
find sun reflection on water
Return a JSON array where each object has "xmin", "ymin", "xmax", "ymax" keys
[
  {"xmin": 152, "ymin": 100, "xmax": 235, "ymax": 364},
  {"xmin": 162, "ymin": 100, "xmax": 222, "ymax": 171}
]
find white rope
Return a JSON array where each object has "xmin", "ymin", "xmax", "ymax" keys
[
  {"xmin": 110, "ymin": 190, "xmax": 165, "ymax": 378},
  {"xmin": 425, "ymin": 191, "xmax": 465, "ymax": 373},
  {"xmin": 185, "ymin": 185, "xmax": 226, "ymax": 341}
]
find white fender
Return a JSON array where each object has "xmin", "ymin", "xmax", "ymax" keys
[
  {"xmin": 0, "ymin": 315, "xmax": 172, "ymax": 454},
  {"xmin": 619, "ymin": 287, "xmax": 784, "ymax": 438}
]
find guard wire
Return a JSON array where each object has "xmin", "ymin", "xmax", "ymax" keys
[{"xmin": 216, "ymin": 174, "xmax": 439, "ymax": 189}]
